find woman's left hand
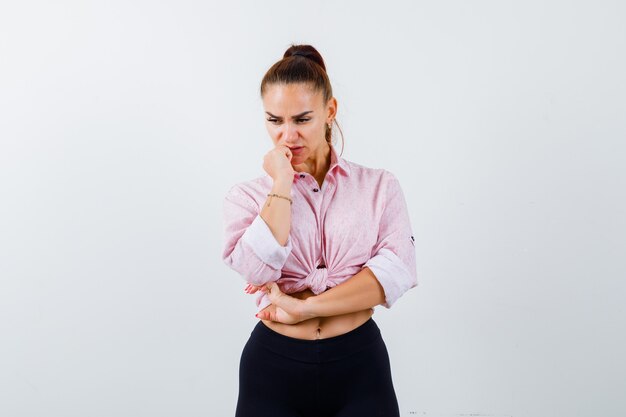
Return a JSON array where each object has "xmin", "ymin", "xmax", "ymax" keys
[{"xmin": 244, "ymin": 282, "xmax": 312, "ymax": 324}]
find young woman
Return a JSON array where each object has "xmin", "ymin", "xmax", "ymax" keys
[{"xmin": 222, "ymin": 44, "xmax": 418, "ymax": 417}]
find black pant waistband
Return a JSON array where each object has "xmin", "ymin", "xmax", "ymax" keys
[{"xmin": 249, "ymin": 318, "xmax": 382, "ymax": 363}]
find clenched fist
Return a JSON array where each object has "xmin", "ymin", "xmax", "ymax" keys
[{"xmin": 263, "ymin": 144, "xmax": 296, "ymax": 184}]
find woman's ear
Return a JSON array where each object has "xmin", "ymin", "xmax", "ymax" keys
[{"xmin": 326, "ymin": 97, "xmax": 338, "ymax": 121}]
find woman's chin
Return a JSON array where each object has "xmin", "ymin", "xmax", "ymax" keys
[{"xmin": 290, "ymin": 154, "xmax": 305, "ymax": 164}]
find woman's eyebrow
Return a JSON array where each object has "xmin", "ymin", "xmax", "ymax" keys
[{"xmin": 265, "ymin": 110, "xmax": 313, "ymax": 118}]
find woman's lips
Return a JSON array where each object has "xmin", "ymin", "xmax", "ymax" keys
[{"xmin": 290, "ymin": 146, "xmax": 304, "ymax": 155}]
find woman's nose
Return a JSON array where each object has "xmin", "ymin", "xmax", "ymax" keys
[{"xmin": 281, "ymin": 123, "xmax": 298, "ymax": 141}]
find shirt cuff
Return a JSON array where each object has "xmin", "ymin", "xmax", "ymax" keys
[
  {"xmin": 363, "ymin": 248, "xmax": 416, "ymax": 308},
  {"xmin": 241, "ymin": 214, "xmax": 293, "ymax": 270}
]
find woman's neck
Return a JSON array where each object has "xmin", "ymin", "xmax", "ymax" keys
[{"xmin": 295, "ymin": 142, "xmax": 331, "ymax": 184}]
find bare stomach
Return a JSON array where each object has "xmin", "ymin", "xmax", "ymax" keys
[{"xmin": 260, "ymin": 288, "xmax": 374, "ymax": 340}]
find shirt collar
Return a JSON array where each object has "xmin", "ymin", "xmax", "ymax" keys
[{"xmin": 328, "ymin": 143, "xmax": 351, "ymax": 177}]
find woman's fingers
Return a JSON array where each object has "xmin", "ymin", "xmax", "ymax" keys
[
  {"xmin": 284, "ymin": 147, "xmax": 292, "ymax": 161},
  {"xmin": 256, "ymin": 304, "xmax": 300, "ymax": 324},
  {"xmin": 243, "ymin": 283, "xmax": 279, "ymax": 295},
  {"xmin": 262, "ymin": 145, "xmax": 295, "ymax": 183},
  {"xmin": 244, "ymin": 283, "xmax": 261, "ymax": 294},
  {"xmin": 263, "ymin": 282, "xmax": 286, "ymax": 303},
  {"xmin": 246, "ymin": 283, "xmax": 307, "ymax": 324},
  {"xmin": 256, "ymin": 303, "xmax": 277, "ymax": 321}
]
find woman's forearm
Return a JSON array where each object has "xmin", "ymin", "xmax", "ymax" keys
[
  {"xmin": 303, "ymin": 267, "xmax": 386, "ymax": 318},
  {"xmin": 260, "ymin": 179, "xmax": 292, "ymax": 246}
]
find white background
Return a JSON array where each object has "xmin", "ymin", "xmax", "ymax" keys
[{"xmin": 1, "ymin": 1, "xmax": 625, "ymax": 416}]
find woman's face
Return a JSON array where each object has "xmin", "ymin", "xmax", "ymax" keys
[{"xmin": 262, "ymin": 82, "xmax": 336, "ymax": 164}]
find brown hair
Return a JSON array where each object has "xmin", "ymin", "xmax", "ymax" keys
[{"xmin": 260, "ymin": 44, "xmax": 344, "ymax": 154}]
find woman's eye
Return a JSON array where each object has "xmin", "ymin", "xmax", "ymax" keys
[{"xmin": 267, "ymin": 118, "xmax": 280, "ymax": 124}]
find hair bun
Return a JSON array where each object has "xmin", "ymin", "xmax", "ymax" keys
[
  {"xmin": 283, "ymin": 44, "xmax": 326, "ymax": 72},
  {"xmin": 290, "ymin": 51, "xmax": 309, "ymax": 59}
]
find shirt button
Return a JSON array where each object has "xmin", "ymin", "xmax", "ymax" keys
[{"xmin": 313, "ymin": 188, "xmax": 319, "ymax": 192}]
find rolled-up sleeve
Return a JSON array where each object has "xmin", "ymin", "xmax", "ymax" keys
[
  {"xmin": 363, "ymin": 172, "xmax": 418, "ymax": 308},
  {"xmin": 222, "ymin": 186, "xmax": 293, "ymax": 286}
]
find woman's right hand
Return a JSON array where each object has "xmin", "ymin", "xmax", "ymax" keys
[{"xmin": 263, "ymin": 144, "xmax": 296, "ymax": 183}]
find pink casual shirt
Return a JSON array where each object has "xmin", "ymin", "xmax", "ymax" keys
[{"xmin": 222, "ymin": 144, "xmax": 418, "ymax": 313}]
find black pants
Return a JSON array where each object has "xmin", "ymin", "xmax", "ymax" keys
[{"xmin": 235, "ymin": 317, "xmax": 400, "ymax": 417}]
